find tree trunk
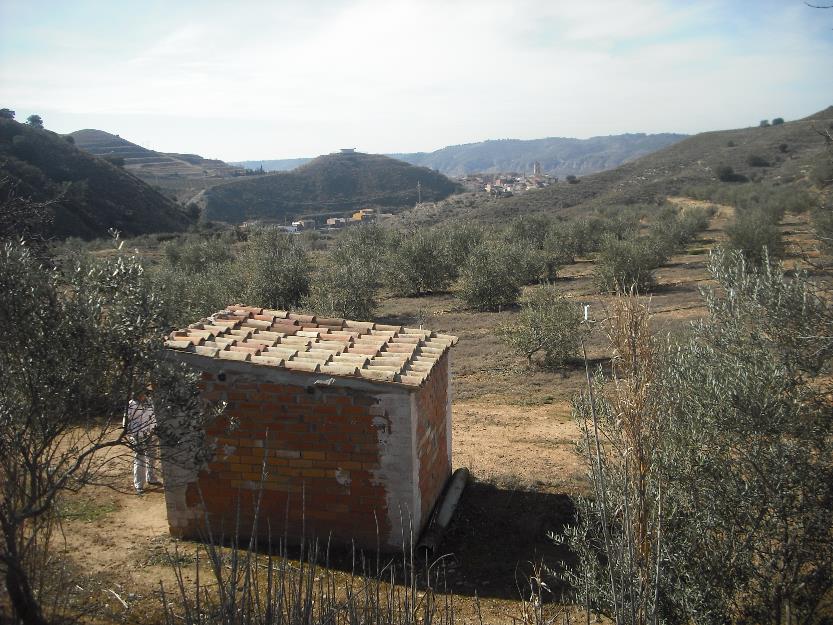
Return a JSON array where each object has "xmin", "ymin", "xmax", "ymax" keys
[{"xmin": 3, "ymin": 526, "xmax": 48, "ymax": 625}]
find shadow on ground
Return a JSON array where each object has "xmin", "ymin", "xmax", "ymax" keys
[
  {"xmin": 433, "ymin": 479, "xmax": 576, "ymax": 600},
  {"xmin": 237, "ymin": 479, "xmax": 578, "ymax": 602}
]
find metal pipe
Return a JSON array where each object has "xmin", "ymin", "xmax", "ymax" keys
[{"xmin": 418, "ymin": 467, "xmax": 469, "ymax": 552}]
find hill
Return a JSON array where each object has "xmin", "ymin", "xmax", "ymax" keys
[
  {"xmin": 390, "ymin": 133, "xmax": 687, "ymax": 177},
  {"xmin": 1, "ymin": 119, "xmax": 192, "ymax": 239},
  {"xmin": 395, "ymin": 107, "xmax": 833, "ymax": 226},
  {"xmin": 232, "ymin": 133, "xmax": 687, "ymax": 178},
  {"xmin": 202, "ymin": 151, "xmax": 462, "ymax": 224},
  {"xmin": 230, "ymin": 157, "xmax": 312, "ymax": 172},
  {"xmin": 70, "ymin": 129, "xmax": 244, "ymax": 180}
]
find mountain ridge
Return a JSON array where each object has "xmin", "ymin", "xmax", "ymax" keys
[{"xmin": 231, "ymin": 132, "xmax": 688, "ymax": 177}]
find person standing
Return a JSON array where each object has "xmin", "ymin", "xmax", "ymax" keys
[{"xmin": 125, "ymin": 389, "xmax": 161, "ymax": 494}]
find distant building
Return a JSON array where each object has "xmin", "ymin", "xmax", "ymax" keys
[
  {"xmin": 352, "ymin": 208, "xmax": 375, "ymax": 222},
  {"xmin": 532, "ymin": 161, "xmax": 542, "ymax": 176},
  {"xmin": 326, "ymin": 217, "xmax": 349, "ymax": 227},
  {"xmin": 291, "ymin": 218, "xmax": 316, "ymax": 230},
  {"xmin": 340, "ymin": 148, "xmax": 356, "ymax": 154}
]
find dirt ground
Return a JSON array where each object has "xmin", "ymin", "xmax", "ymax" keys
[{"xmin": 45, "ymin": 202, "xmax": 826, "ymax": 623}]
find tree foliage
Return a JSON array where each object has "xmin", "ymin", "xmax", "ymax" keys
[
  {"xmin": 458, "ymin": 241, "xmax": 521, "ymax": 311},
  {"xmin": 498, "ymin": 286, "xmax": 583, "ymax": 368},
  {"xmin": 726, "ymin": 209, "xmax": 784, "ymax": 262},
  {"xmin": 558, "ymin": 249, "xmax": 833, "ymax": 625},
  {"xmin": 384, "ymin": 229, "xmax": 456, "ymax": 296},
  {"xmin": 593, "ymin": 236, "xmax": 666, "ymax": 293},
  {"xmin": 238, "ymin": 227, "xmax": 310, "ymax": 310},
  {"xmin": 25, "ymin": 114, "xmax": 43, "ymax": 129},
  {"xmin": 305, "ymin": 226, "xmax": 383, "ymax": 320},
  {"xmin": 0, "ymin": 239, "xmax": 217, "ymax": 624}
]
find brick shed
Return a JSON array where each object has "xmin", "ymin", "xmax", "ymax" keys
[{"xmin": 160, "ymin": 305, "xmax": 457, "ymax": 550}]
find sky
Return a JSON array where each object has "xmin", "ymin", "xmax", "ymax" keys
[{"xmin": 1, "ymin": 0, "xmax": 831, "ymax": 161}]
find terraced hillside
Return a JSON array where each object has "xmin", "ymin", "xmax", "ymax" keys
[
  {"xmin": 70, "ymin": 129, "xmax": 244, "ymax": 179},
  {"xmin": 396, "ymin": 106, "xmax": 833, "ymax": 227},
  {"xmin": 202, "ymin": 151, "xmax": 463, "ymax": 224},
  {"xmin": 1, "ymin": 119, "xmax": 192, "ymax": 238}
]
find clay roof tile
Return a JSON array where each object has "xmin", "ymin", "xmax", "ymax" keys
[{"xmin": 165, "ymin": 306, "xmax": 457, "ymax": 388}]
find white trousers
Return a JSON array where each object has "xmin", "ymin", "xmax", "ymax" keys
[{"xmin": 133, "ymin": 434, "xmax": 158, "ymax": 491}]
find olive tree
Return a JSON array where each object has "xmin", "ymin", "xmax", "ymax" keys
[
  {"xmin": 498, "ymin": 286, "xmax": 583, "ymax": 368},
  {"xmin": 153, "ymin": 236, "xmax": 240, "ymax": 327},
  {"xmin": 726, "ymin": 209, "xmax": 784, "ymax": 262},
  {"xmin": 558, "ymin": 249, "xmax": 833, "ymax": 625},
  {"xmin": 0, "ymin": 240, "xmax": 217, "ymax": 624},
  {"xmin": 385, "ymin": 229, "xmax": 456, "ymax": 296},
  {"xmin": 239, "ymin": 227, "xmax": 310, "ymax": 309},
  {"xmin": 458, "ymin": 241, "xmax": 521, "ymax": 311},
  {"xmin": 593, "ymin": 236, "xmax": 666, "ymax": 293},
  {"xmin": 305, "ymin": 225, "xmax": 383, "ymax": 320}
]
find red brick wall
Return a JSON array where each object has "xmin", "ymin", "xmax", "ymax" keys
[
  {"xmin": 174, "ymin": 371, "xmax": 396, "ymax": 549},
  {"xmin": 414, "ymin": 353, "xmax": 451, "ymax": 527}
]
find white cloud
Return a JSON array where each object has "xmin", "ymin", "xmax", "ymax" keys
[{"xmin": 0, "ymin": 0, "xmax": 830, "ymax": 159}]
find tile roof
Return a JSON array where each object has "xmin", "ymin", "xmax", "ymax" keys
[{"xmin": 164, "ymin": 305, "xmax": 457, "ymax": 388}]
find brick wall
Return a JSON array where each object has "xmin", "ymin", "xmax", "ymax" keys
[
  {"xmin": 414, "ymin": 353, "xmax": 452, "ymax": 526},
  {"xmin": 163, "ymin": 368, "xmax": 414, "ymax": 549}
]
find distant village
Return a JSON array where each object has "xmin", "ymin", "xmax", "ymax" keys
[
  {"xmin": 458, "ymin": 161, "xmax": 558, "ymax": 197},
  {"xmin": 241, "ymin": 158, "xmax": 559, "ymax": 233}
]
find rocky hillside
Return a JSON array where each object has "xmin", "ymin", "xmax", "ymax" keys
[{"xmin": 1, "ymin": 119, "xmax": 192, "ymax": 239}]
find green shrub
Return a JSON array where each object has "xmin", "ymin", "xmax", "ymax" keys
[
  {"xmin": 306, "ymin": 226, "xmax": 383, "ymax": 319},
  {"xmin": 559, "ymin": 255, "xmax": 833, "ymax": 624},
  {"xmin": 385, "ymin": 230, "xmax": 456, "ymax": 296},
  {"xmin": 498, "ymin": 286, "xmax": 583, "ymax": 368},
  {"xmin": 772, "ymin": 117, "xmax": 785, "ymax": 125},
  {"xmin": 649, "ymin": 206, "xmax": 711, "ymax": 253},
  {"xmin": 593, "ymin": 236, "xmax": 666, "ymax": 293},
  {"xmin": 811, "ymin": 154, "xmax": 833, "ymax": 188},
  {"xmin": 726, "ymin": 210, "xmax": 784, "ymax": 262},
  {"xmin": 238, "ymin": 227, "xmax": 310, "ymax": 309},
  {"xmin": 746, "ymin": 154, "xmax": 769, "ymax": 167},
  {"xmin": 812, "ymin": 204, "xmax": 833, "ymax": 253},
  {"xmin": 459, "ymin": 241, "xmax": 521, "ymax": 311},
  {"xmin": 715, "ymin": 165, "xmax": 748, "ymax": 182}
]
